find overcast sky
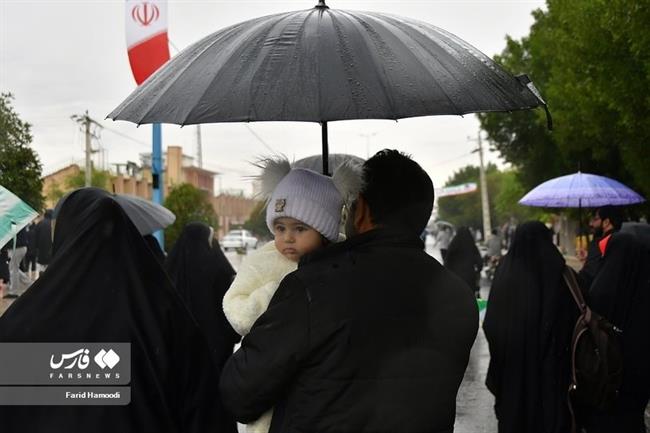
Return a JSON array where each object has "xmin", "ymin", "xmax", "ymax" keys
[{"xmin": 0, "ymin": 0, "xmax": 546, "ymax": 195}]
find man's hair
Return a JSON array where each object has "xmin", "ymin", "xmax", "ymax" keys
[
  {"xmin": 596, "ymin": 206, "xmax": 624, "ymax": 230},
  {"xmin": 360, "ymin": 149, "xmax": 434, "ymax": 234}
]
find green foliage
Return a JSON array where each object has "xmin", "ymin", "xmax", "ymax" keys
[
  {"xmin": 492, "ymin": 170, "xmax": 546, "ymax": 223},
  {"xmin": 243, "ymin": 201, "xmax": 271, "ymax": 240},
  {"xmin": 437, "ymin": 164, "xmax": 498, "ymax": 229},
  {"xmin": 65, "ymin": 169, "xmax": 111, "ymax": 190},
  {"xmin": 0, "ymin": 93, "xmax": 43, "ymax": 210},
  {"xmin": 45, "ymin": 180, "xmax": 66, "ymax": 205},
  {"xmin": 437, "ymin": 164, "xmax": 543, "ymax": 229},
  {"xmin": 164, "ymin": 183, "xmax": 218, "ymax": 248},
  {"xmin": 479, "ymin": 0, "xmax": 650, "ymax": 213}
]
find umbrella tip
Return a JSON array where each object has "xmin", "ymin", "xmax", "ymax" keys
[{"xmin": 315, "ymin": 0, "xmax": 329, "ymax": 8}]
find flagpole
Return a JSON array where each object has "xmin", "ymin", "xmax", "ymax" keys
[{"xmin": 152, "ymin": 123, "xmax": 164, "ymax": 248}]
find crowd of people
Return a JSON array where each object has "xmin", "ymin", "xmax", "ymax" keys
[
  {"xmin": 0, "ymin": 210, "xmax": 53, "ymax": 299},
  {"xmin": 0, "ymin": 149, "xmax": 648, "ymax": 433}
]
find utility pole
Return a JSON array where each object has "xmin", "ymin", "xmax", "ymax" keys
[
  {"xmin": 359, "ymin": 132, "xmax": 377, "ymax": 158},
  {"xmin": 71, "ymin": 111, "xmax": 103, "ymax": 187},
  {"xmin": 469, "ymin": 129, "xmax": 492, "ymax": 241},
  {"xmin": 196, "ymin": 125, "xmax": 203, "ymax": 168}
]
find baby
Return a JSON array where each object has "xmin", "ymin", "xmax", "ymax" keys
[{"xmin": 223, "ymin": 158, "xmax": 360, "ymax": 433}]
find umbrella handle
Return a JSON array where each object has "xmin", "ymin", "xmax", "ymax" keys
[
  {"xmin": 316, "ymin": 0, "xmax": 329, "ymax": 8},
  {"xmin": 321, "ymin": 122, "xmax": 329, "ymax": 175}
]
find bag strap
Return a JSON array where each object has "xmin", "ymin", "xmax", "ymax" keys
[
  {"xmin": 563, "ymin": 266, "xmax": 587, "ymax": 314},
  {"xmin": 563, "ymin": 265, "xmax": 585, "ymax": 433}
]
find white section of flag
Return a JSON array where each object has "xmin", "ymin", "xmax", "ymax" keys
[
  {"xmin": 0, "ymin": 186, "xmax": 38, "ymax": 250},
  {"xmin": 125, "ymin": 0, "xmax": 168, "ymax": 49},
  {"xmin": 435, "ymin": 182, "xmax": 478, "ymax": 198}
]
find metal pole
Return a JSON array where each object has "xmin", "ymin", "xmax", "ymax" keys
[
  {"xmin": 477, "ymin": 130, "xmax": 492, "ymax": 241},
  {"xmin": 84, "ymin": 111, "xmax": 92, "ymax": 187},
  {"xmin": 321, "ymin": 122, "xmax": 329, "ymax": 175},
  {"xmin": 578, "ymin": 197, "xmax": 583, "ymax": 251},
  {"xmin": 152, "ymin": 123, "xmax": 164, "ymax": 248},
  {"xmin": 196, "ymin": 125, "xmax": 203, "ymax": 168}
]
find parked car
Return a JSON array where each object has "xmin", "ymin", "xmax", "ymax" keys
[{"xmin": 222, "ymin": 229, "xmax": 258, "ymax": 251}]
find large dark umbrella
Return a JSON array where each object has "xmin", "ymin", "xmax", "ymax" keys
[{"xmin": 109, "ymin": 1, "xmax": 550, "ymax": 174}]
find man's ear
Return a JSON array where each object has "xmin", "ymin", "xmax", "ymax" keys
[
  {"xmin": 602, "ymin": 218, "xmax": 612, "ymax": 231},
  {"xmin": 354, "ymin": 195, "xmax": 375, "ymax": 234}
]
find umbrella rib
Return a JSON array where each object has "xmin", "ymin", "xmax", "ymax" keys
[
  {"xmin": 180, "ymin": 16, "xmax": 288, "ymax": 125},
  {"xmin": 133, "ymin": 23, "xmax": 249, "ymax": 125},
  {"xmin": 370, "ymin": 13, "xmax": 467, "ymax": 116},
  {"xmin": 413, "ymin": 18, "xmax": 528, "ymax": 113},
  {"xmin": 340, "ymin": 11, "xmax": 401, "ymax": 119},
  {"xmin": 247, "ymin": 10, "xmax": 309, "ymax": 121},
  {"xmin": 404, "ymin": 20, "xmax": 481, "ymax": 114}
]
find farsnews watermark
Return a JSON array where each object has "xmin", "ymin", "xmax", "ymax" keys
[
  {"xmin": 0, "ymin": 343, "xmax": 131, "ymax": 405},
  {"xmin": 48, "ymin": 347, "xmax": 122, "ymax": 381}
]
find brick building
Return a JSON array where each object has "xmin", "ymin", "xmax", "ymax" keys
[{"xmin": 41, "ymin": 146, "xmax": 259, "ymax": 238}]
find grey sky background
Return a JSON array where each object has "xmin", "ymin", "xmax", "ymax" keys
[{"xmin": 0, "ymin": 0, "xmax": 546, "ymax": 195}]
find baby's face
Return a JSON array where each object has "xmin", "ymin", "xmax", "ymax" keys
[{"xmin": 273, "ymin": 217, "xmax": 325, "ymax": 262}]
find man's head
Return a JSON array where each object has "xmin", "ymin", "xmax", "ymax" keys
[
  {"xmin": 347, "ymin": 150, "xmax": 434, "ymax": 237},
  {"xmin": 591, "ymin": 206, "xmax": 623, "ymax": 237}
]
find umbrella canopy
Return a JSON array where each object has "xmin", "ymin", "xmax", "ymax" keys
[
  {"xmin": 114, "ymin": 194, "xmax": 176, "ymax": 235},
  {"xmin": 54, "ymin": 189, "xmax": 176, "ymax": 236},
  {"xmin": 0, "ymin": 186, "xmax": 39, "ymax": 250},
  {"xmin": 109, "ymin": 1, "xmax": 550, "ymax": 174},
  {"xmin": 519, "ymin": 172, "xmax": 646, "ymax": 208}
]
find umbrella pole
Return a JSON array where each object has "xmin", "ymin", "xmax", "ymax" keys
[
  {"xmin": 579, "ymin": 198, "xmax": 583, "ymax": 251},
  {"xmin": 321, "ymin": 121, "xmax": 329, "ymax": 175}
]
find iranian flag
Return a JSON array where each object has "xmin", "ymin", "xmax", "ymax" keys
[{"xmin": 125, "ymin": 0, "xmax": 171, "ymax": 85}]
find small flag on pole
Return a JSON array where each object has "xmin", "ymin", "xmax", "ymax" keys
[
  {"xmin": 0, "ymin": 186, "xmax": 39, "ymax": 250},
  {"xmin": 477, "ymin": 298, "xmax": 488, "ymax": 322}
]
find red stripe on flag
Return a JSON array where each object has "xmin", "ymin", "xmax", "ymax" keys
[{"xmin": 127, "ymin": 32, "xmax": 170, "ymax": 85}]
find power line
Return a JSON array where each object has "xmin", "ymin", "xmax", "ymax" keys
[
  {"xmin": 101, "ymin": 125, "xmax": 150, "ymax": 147},
  {"xmin": 245, "ymin": 124, "xmax": 278, "ymax": 154},
  {"xmin": 430, "ymin": 151, "xmax": 474, "ymax": 167}
]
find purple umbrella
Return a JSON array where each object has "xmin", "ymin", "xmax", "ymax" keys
[{"xmin": 519, "ymin": 172, "xmax": 645, "ymax": 208}]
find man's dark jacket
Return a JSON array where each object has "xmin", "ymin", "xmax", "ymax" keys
[{"xmin": 220, "ymin": 227, "xmax": 479, "ymax": 433}]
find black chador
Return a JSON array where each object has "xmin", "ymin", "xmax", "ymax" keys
[
  {"xmin": 166, "ymin": 222, "xmax": 239, "ymax": 433},
  {"xmin": 0, "ymin": 188, "xmax": 220, "ymax": 433}
]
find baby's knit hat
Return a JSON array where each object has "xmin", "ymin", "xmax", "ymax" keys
[{"xmin": 258, "ymin": 158, "xmax": 362, "ymax": 242}]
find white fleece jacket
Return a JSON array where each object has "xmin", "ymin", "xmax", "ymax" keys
[{"xmin": 222, "ymin": 241, "xmax": 297, "ymax": 433}]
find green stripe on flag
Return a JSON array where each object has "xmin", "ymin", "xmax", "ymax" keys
[{"xmin": 0, "ymin": 185, "xmax": 39, "ymax": 250}]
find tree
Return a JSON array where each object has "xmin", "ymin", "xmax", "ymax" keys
[
  {"xmin": 65, "ymin": 169, "xmax": 111, "ymax": 190},
  {"xmin": 0, "ymin": 93, "xmax": 43, "ymax": 210},
  {"xmin": 492, "ymin": 170, "xmax": 546, "ymax": 224},
  {"xmin": 437, "ymin": 164, "xmax": 501, "ymax": 229},
  {"xmin": 479, "ymin": 1, "xmax": 650, "ymax": 213},
  {"xmin": 45, "ymin": 180, "xmax": 66, "ymax": 205},
  {"xmin": 243, "ymin": 201, "xmax": 271, "ymax": 241},
  {"xmin": 437, "ymin": 164, "xmax": 543, "ymax": 229},
  {"xmin": 164, "ymin": 183, "xmax": 218, "ymax": 248}
]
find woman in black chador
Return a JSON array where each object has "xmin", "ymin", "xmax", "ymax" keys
[
  {"xmin": 444, "ymin": 226, "xmax": 483, "ymax": 297},
  {"xmin": 483, "ymin": 221, "xmax": 578, "ymax": 433},
  {"xmin": 580, "ymin": 232, "xmax": 650, "ymax": 433},
  {"xmin": 0, "ymin": 188, "xmax": 220, "ymax": 433},
  {"xmin": 165, "ymin": 222, "xmax": 239, "ymax": 433}
]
